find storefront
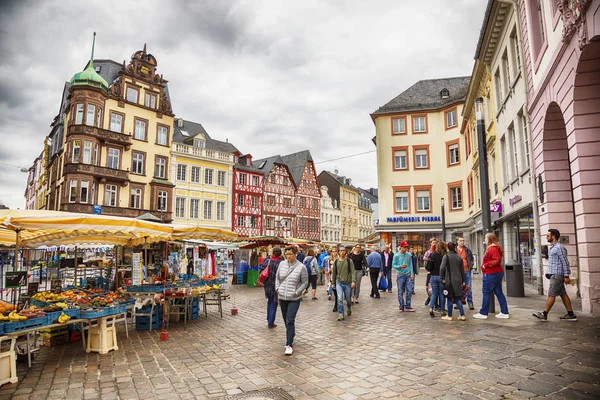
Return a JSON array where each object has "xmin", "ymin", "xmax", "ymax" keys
[{"xmin": 498, "ymin": 204, "xmax": 537, "ymax": 285}]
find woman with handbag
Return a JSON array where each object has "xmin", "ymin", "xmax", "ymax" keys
[
  {"xmin": 426, "ymin": 241, "xmax": 447, "ymax": 317},
  {"xmin": 260, "ymin": 247, "xmax": 282, "ymax": 329},
  {"xmin": 276, "ymin": 246, "xmax": 309, "ymax": 355},
  {"xmin": 440, "ymin": 242, "xmax": 466, "ymax": 321},
  {"xmin": 327, "ymin": 248, "xmax": 339, "ymax": 310}
]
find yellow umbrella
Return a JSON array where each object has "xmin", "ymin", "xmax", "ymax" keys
[
  {"xmin": 170, "ymin": 225, "xmax": 238, "ymax": 242},
  {"xmin": 0, "ymin": 210, "xmax": 173, "ymax": 248}
]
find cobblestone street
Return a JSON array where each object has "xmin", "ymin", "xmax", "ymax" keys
[{"xmin": 2, "ymin": 274, "xmax": 599, "ymax": 400}]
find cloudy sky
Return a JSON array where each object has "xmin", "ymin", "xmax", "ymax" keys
[{"xmin": 0, "ymin": 0, "xmax": 486, "ymax": 209}]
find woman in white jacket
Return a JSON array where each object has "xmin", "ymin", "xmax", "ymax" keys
[{"xmin": 276, "ymin": 246, "xmax": 309, "ymax": 355}]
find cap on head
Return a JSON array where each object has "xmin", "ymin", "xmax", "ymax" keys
[{"xmin": 400, "ymin": 240, "xmax": 409, "ymax": 248}]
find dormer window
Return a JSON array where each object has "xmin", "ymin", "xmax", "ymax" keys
[
  {"xmin": 441, "ymin": 88, "xmax": 450, "ymax": 99},
  {"xmin": 193, "ymin": 138, "xmax": 205, "ymax": 148},
  {"xmin": 246, "ymin": 158, "xmax": 250, "ymax": 166},
  {"xmin": 95, "ymin": 66, "xmax": 101, "ymax": 73}
]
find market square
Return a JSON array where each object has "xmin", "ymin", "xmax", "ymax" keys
[{"xmin": 2, "ymin": 0, "xmax": 600, "ymax": 399}]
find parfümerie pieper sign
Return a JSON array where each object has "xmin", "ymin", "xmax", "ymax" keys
[{"xmin": 5, "ymin": 271, "xmax": 28, "ymax": 289}]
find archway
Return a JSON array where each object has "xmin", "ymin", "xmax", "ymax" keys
[
  {"xmin": 539, "ymin": 102, "xmax": 579, "ymax": 303},
  {"xmin": 572, "ymin": 36, "xmax": 600, "ymax": 314}
]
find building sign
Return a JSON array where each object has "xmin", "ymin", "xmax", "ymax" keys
[
  {"xmin": 386, "ymin": 216, "xmax": 441, "ymax": 223},
  {"xmin": 490, "ymin": 201, "xmax": 502, "ymax": 213},
  {"xmin": 509, "ymin": 195, "xmax": 522, "ymax": 206},
  {"xmin": 93, "ymin": 204, "xmax": 102, "ymax": 214}
]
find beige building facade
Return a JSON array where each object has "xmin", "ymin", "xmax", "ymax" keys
[
  {"xmin": 320, "ymin": 185, "xmax": 341, "ymax": 246},
  {"xmin": 371, "ymin": 77, "xmax": 472, "ymax": 254}
]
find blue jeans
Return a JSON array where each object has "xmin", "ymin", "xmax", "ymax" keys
[
  {"xmin": 384, "ymin": 268, "xmax": 393, "ymax": 291},
  {"xmin": 336, "ymin": 281, "xmax": 352, "ymax": 314},
  {"xmin": 464, "ymin": 271, "xmax": 473, "ymax": 304},
  {"xmin": 480, "ymin": 272, "xmax": 509, "ymax": 315},
  {"xmin": 447, "ymin": 297, "xmax": 464, "ymax": 317},
  {"xmin": 396, "ymin": 275, "xmax": 413, "ymax": 309},
  {"xmin": 279, "ymin": 299, "xmax": 301, "ymax": 346},
  {"xmin": 429, "ymin": 275, "xmax": 445, "ymax": 312},
  {"xmin": 267, "ymin": 295, "xmax": 278, "ymax": 328}
]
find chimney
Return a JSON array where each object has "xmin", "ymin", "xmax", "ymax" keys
[{"xmin": 226, "ymin": 138, "xmax": 228, "ymax": 143}]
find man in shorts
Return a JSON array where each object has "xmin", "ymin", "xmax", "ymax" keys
[{"xmin": 533, "ymin": 229, "xmax": 577, "ymax": 321}]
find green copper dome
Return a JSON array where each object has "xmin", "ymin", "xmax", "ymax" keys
[
  {"xmin": 69, "ymin": 32, "xmax": 108, "ymax": 91},
  {"xmin": 69, "ymin": 61, "xmax": 108, "ymax": 90}
]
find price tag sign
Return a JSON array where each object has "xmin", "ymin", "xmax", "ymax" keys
[
  {"xmin": 51, "ymin": 279, "xmax": 63, "ymax": 293},
  {"xmin": 5, "ymin": 271, "xmax": 27, "ymax": 288},
  {"xmin": 132, "ymin": 253, "xmax": 141, "ymax": 286}
]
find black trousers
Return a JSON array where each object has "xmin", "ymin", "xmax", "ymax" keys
[{"xmin": 369, "ymin": 268, "xmax": 381, "ymax": 297}]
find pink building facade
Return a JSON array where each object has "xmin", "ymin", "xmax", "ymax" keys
[{"xmin": 520, "ymin": 0, "xmax": 600, "ymax": 313}]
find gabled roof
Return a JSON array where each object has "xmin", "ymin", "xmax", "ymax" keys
[
  {"xmin": 253, "ymin": 155, "xmax": 284, "ymax": 175},
  {"xmin": 172, "ymin": 119, "xmax": 240, "ymax": 154},
  {"xmin": 358, "ymin": 187, "xmax": 378, "ymax": 203},
  {"xmin": 371, "ymin": 76, "xmax": 471, "ymax": 116},
  {"xmin": 319, "ymin": 170, "xmax": 360, "ymax": 192},
  {"xmin": 280, "ymin": 150, "xmax": 314, "ymax": 186}
]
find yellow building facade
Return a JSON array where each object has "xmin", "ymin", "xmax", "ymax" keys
[
  {"xmin": 372, "ymin": 77, "xmax": 472, "ymax": 252},
  {"xmin": 462, "ymin": 61, "xmax": 501, "ymax": 258},
  {"xmin": 170, "ymin": 119, "xmax": 235, "ymax": 229},
  {"xmin": 340, "ymin": 185, "xmax": 360, "ymax": 244}
]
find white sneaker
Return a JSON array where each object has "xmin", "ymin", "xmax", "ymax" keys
[
  {"xmin": 284, "ymin": 345, "xmax": 293, "ymax": 355},
  {"xmin": 495, "ymin": 312, "xmax": 510, "ymax": 319},
  {"xmin": 473, "ymin": 313, "xmax": 488, "ymax": 319}
]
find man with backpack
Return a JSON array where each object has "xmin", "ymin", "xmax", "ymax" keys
[{"xmin": 332, "ymin": 246, "xmax": 356, "ymax": 321}]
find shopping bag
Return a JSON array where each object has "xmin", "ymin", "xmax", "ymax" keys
[{"xmin": 378, "ymin": 275, "xmax": 388, "ymax": 291}]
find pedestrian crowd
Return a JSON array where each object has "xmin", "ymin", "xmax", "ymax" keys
[{"xmin": 258, "ymin": 228, "xmax": 577, "ymax": 355}]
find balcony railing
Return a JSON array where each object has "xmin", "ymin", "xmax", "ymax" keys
[
  {"xmin": 68, "ymin": 124, "xmax": 132, "ymax": 148},
  {"xmin": 63, "ymin": 163, "xmax": 129, "ymax": 182},
  {"xmin": 61, "ymin": 203, "xmax": 172, "ymax": 222},
  {"xmin": 172, "ymin": 143, "xmax": 234, "ymax": 162}
]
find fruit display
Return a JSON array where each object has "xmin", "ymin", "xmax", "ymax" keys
[
  {"xmin": 57, "ymin": 313, "xmax": 71, "ymax": 324},
  {"xmin": 33, "ymin": 291, "xmax": 66, "ymax": 302},
  {"xmin": 202, "ymin": 274, "xmax": 217, "ymax": 280},
  {"xmin": 43, "ymin": 305, "xmax": 64, "ymax": 312},
  {"xmin": 0, "ymin": 299, "xmax": 16, "ymax": 314},
  {"xmin": 18, "ymin": 309, "xmax": 46, "ymax": 320}
]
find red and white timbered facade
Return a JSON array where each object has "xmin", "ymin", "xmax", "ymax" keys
[
  {"xmin": 261, "ymin": 162, "xmax": 296, "ymax": 238},
  {"xmin": 232, "ymin": 155, "xmax": 264, "ymax": 237},
  {"xmin": 295, "ymin": 160, "xmax": 321, "ymax": 241}
]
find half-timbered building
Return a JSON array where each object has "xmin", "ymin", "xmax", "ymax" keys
[
  {"xmin": 254, "ymin": 156, "xmax": 296, "ymax": 238},
  {"xmin": 281, "ymin": 150, "xmax": 321, "ymax": 241},
  {"xmin": 232, "ymin": 153, "xmax": 264, "ymax": 237}
]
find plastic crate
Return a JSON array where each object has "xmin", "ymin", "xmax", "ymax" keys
[
  {"xmin": 79, "ymin": 308, "xmax": 109, "ymax": 319},
  {"xmin": 41, "ymin": 333, "xmax": 69, "ymax": 347},
  {"xmin": 3, "ymin": 317, "xmax": 47, "ymax": 333},
  {"xmin": 69, "ymin": 330, "xmax": 82, "ymax": 342},
  {"xmin": 45, "ymin": 308, "xmax": 80, "ymax": 325},
  {"xmin": 0, "ymin": 322, "xmax": 5, "ymax": 334},
  {"xmin": 30, "ymin": 299, "xmax": 49, "ymax": 308},
  {"xmin": 135, "ymin": 318, "xmax": 162, "ymax": 331}
]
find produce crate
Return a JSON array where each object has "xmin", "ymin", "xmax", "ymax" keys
[
  {"xmin": 30, "ymin": 299, "xmax": 49, "ymax": 308},
  {"xmin": 40, "ymin": 326, "xmax": 68, "ymax": 336},
  {"xmin": 79, "ymin": 308, "xmax": 109, "ymax": 319},
  {"xmin": 45, "ymin": 308, "xmax": 80, "ymax": 325},
  {"xmin": 41, "ymin": 333, "xmax": 69, "ymax": 347},
  {"xmin": 0, "ymin": 322, "xmax": 5, "ymax": 334},
  {"xmin": 3, "ymin": 317, "xmax": 47, "ymax": 333},
  {"xmin": 69, "ymin": 330, "xmax": 82, "ymax": 342},
  {"xmin": 135, "ymin": 317, "xmax": 162, "ymax": 331}
]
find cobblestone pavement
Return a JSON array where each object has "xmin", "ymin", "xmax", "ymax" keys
[{"xmin": 1, "ymin": 273, "xmax": 599, "ymax": 400}]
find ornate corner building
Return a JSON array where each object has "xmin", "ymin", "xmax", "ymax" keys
[{"xmin": 38, "ymin": 37, "xmax": 176, "ymax": 222}]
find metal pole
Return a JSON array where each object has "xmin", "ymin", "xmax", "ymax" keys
[{"xmin": 441, "ymin": 198, "xmax": 446, "ymax": 242}]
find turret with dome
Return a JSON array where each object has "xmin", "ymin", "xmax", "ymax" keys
[{"xmin": 69, "ymin": 32, "xmax": 108, "ymax": 91}]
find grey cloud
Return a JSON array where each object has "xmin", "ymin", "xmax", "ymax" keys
[{"xmin": 0, "ymin": 0, "xmax": 488, "ymax": 208}]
